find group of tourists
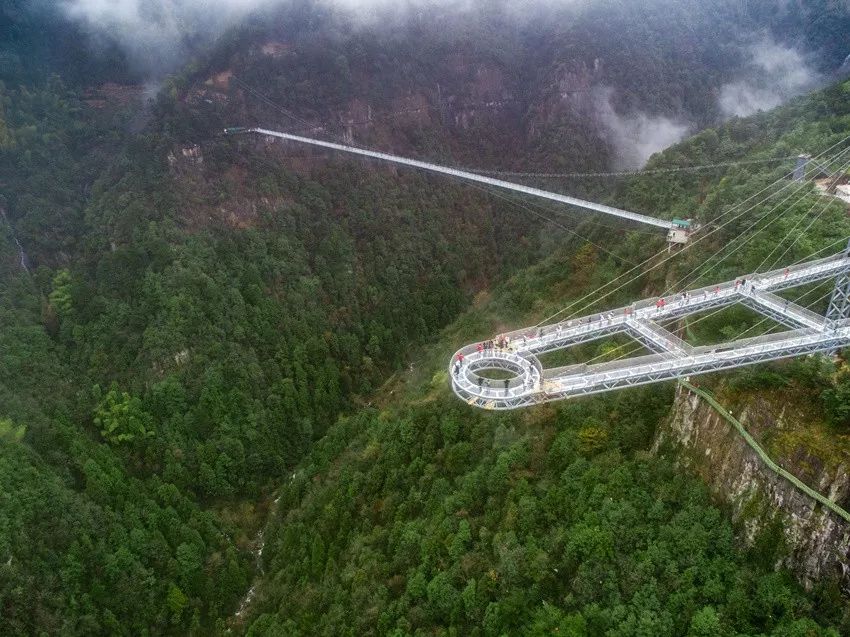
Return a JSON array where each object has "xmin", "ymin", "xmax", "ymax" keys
[
  {"xmin": 452, "ymin": 352, "xmax": 464, "ymax": 377},
  {"xmin": 453, "ymin": 332, "xmax": 521, "ymax": 379},
  {"xmin": 474, "ymin": 335, "xmax": 515, "ymax": 354},
  {"xmin": 452, "ymin": 267, "xmax": 802, "ymax": 386},
  {"xmin": 653, "ymin": 284, "xmax": 730, "ymax": 313}
]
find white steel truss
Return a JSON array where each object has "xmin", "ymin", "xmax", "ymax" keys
[
  {"xmin": 450, "ymin": 252, "xmax": 850, "ymax": 409},
  {"xmin": 826, "ymin": 240, "xmax": 850, "ymax": 324}
]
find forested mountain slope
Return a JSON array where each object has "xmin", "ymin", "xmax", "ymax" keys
[
  {"xmin": 172, "ymin": 0, "xmax": 850, "ymax": 174},
  {"xmin": 0, "ymin": 85, "xmax": 538, "ymax": 632},
  {"xmin": 243, "ymin": 80, "xmax": 850, "ymax": 635},
  {"xmin": 1, "ymin": 2, "xmax": 850, "ymax": 634}
]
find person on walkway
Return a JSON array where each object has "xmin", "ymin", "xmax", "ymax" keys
[
  {"xmin": 504, "ymin": 378, "xmax": 510, "ymax": 395},
  {"xmin": 784, "ymin": 268, "xmax": 790, "ymax": 279},
  {"xmin": 477, "ymin": 342, "xmax": 484, "ymax": 354},
  {"xmin": 477, "ymin": 376, "xmax": 484, "ymax": 388},
  {"xmin": 453, "ymin": 360, "xmax": 461, "ymax": 376},
  {"xmin": 456, "ymin": 352, "xmax": 464, "ymax": 363}
]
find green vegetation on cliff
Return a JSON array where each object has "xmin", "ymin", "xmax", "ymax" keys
[
  {"xmin": 2, "ymin": 3, "xmax": 850, "ymax": 634},
  {"xmin": 243, "ymin": 79, "xmax": 850, "ymax": 634}
]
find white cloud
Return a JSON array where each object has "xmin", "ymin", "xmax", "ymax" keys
[
  {"xmin": 59, "ymin": 0, "xmax": 275, "ymax": 74},
  {"xmin": 57, "ymin": 0, "xmax": 586, "ymax": 73},
  {"xmin": 719, "ymin": 37, "xmax": 820, "ymax": 118},
  {"xmin": 594, "ymin": 88, "xmax": 690, "ymax": 169}
]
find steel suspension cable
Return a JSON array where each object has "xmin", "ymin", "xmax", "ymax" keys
[
  {"xmin": 531, "ymin": 134, "xmax": 850, "ymax": 328},
  {"xmin": 466, "ymin": 182, "xmax": 643, "ymax": 265},
  {"xmin": 763, "ymin": 195, "xmax": 849, "ymax": 273},
  {"xmin": 467, "ymin": 156, "xmax": 799, "ymax": 179},
  {"xmin": 664, "ymin": 150, "xmax": 850, "ymax": 295},
  {"xmin": 711, "ymin": 150, "xmax": 850, "ymax": 276}
]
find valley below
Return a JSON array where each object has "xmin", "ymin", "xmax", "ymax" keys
[{"xmin": 2, "ymin": 0, "xmax": 850, "ymax": 635}]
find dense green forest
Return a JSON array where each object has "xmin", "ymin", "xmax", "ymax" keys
[
  {"xmin": 2, "ymin": 1, "xmax": 850, "ymax": 634},
  {"xmin": 247, "ymin": 392, "xmax": 846, "ymax": 636},
  {"xmin": 243, "ymin": 80, "xmax": 850, "ymax": 634},
  {"xmin": 0, "ymin": 79, "xmax": 542, "ymax": 632},
  {"xmin": 0, "ymin": 0, "xmax": 134, "ymax": 85}
]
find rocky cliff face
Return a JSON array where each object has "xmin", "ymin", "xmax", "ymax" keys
[{"xmin": 656, "ymin": 384, "xmax": 850, "ymax": 593}]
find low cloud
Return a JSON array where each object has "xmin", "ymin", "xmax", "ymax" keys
[
  {"xmin": 58, "ymin": 0, "xmax": 276, "ymax": 75},
  {"xmin": 594, "ymin": 88, "xmax": 690, "ymax": 169},
  {"xmin": 719, "ymin": 37, "xmax": 821, "ymax": 118},
  {"xmin": 57, "ymin": 0, "xmax": 587, "ymax": 75}
]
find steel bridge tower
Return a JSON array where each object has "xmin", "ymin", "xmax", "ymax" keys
[{"xmin": 826, "ymin": 239, "xmax": 850, "ymax": 334}]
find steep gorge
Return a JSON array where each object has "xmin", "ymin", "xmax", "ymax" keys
[
  {"xmin": 658, "ymin": 383, "xmax": 850, "ymax": 592},
  {"xmin": 4, "ymin": 2, "xmax": 850, "ymax": 635}
]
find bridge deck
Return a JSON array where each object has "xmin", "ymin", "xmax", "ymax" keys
[
  {"xmin": 247, "ymin": 128, "xmax": 674, "ymax": 229},
  {"xmin": 450, "ymin": 254, "xmax": 850, "ymax": 409}
]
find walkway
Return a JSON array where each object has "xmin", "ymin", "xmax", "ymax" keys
[{"xmin": 450, "ymin": 253, "xmax": 850, "ymax": 409}]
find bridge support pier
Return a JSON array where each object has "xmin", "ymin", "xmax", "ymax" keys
[{"xmin": 826, "ymin": 240, "xmax": 850, "ymax": 353}]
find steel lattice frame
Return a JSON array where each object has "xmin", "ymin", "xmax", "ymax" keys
[
  {"xmin": 450, "ymin": 251, "xmax": 850, "ymax": 410},
  {"xmin": 827, "ymin": 240, "xmax": 850, "ymax": 325}
]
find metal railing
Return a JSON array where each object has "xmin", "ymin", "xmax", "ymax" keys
[{"xmin": 449, "ymin": 253, "xmax": 850, "ymax": 409}]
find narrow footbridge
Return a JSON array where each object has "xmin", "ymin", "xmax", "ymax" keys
[
  {"xmin": 450, "ymin": 252, "xmax": 850, "ymax": 409},
  {"xmin": 228, "ymin": 127, "xmax": 677, "ymax": 231}
]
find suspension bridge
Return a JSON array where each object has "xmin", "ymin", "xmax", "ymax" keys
[
  {"xmin": 225, "ymin": 126, "xmax": 685, "ymax": 235},
  {"xmin": 223, "ymin": 125, "xmax": 850, "ymax": 408}
]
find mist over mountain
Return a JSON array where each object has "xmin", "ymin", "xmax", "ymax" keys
[
  {"xmin": 719, "ymin": 36, "xmax": 822, "ymax": 118},
  {"xmin": 3, "ymin": 2, "xmax": 850, "ymax": 635},
  {"xmin": 57, "ymin": 0, "xmax": 274, "ymax": 75},
  {"xmin": 24, "ymin": 0, "xmax": 844, "ymax": 169},
  {"xmin": 593, "ymin": 87, "xmax": 691, "ymax": 169}
]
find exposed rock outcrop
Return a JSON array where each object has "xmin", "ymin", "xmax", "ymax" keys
[{"xmin": 656, "ymin": 384, "xmax": 850, "ymax": 592}]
